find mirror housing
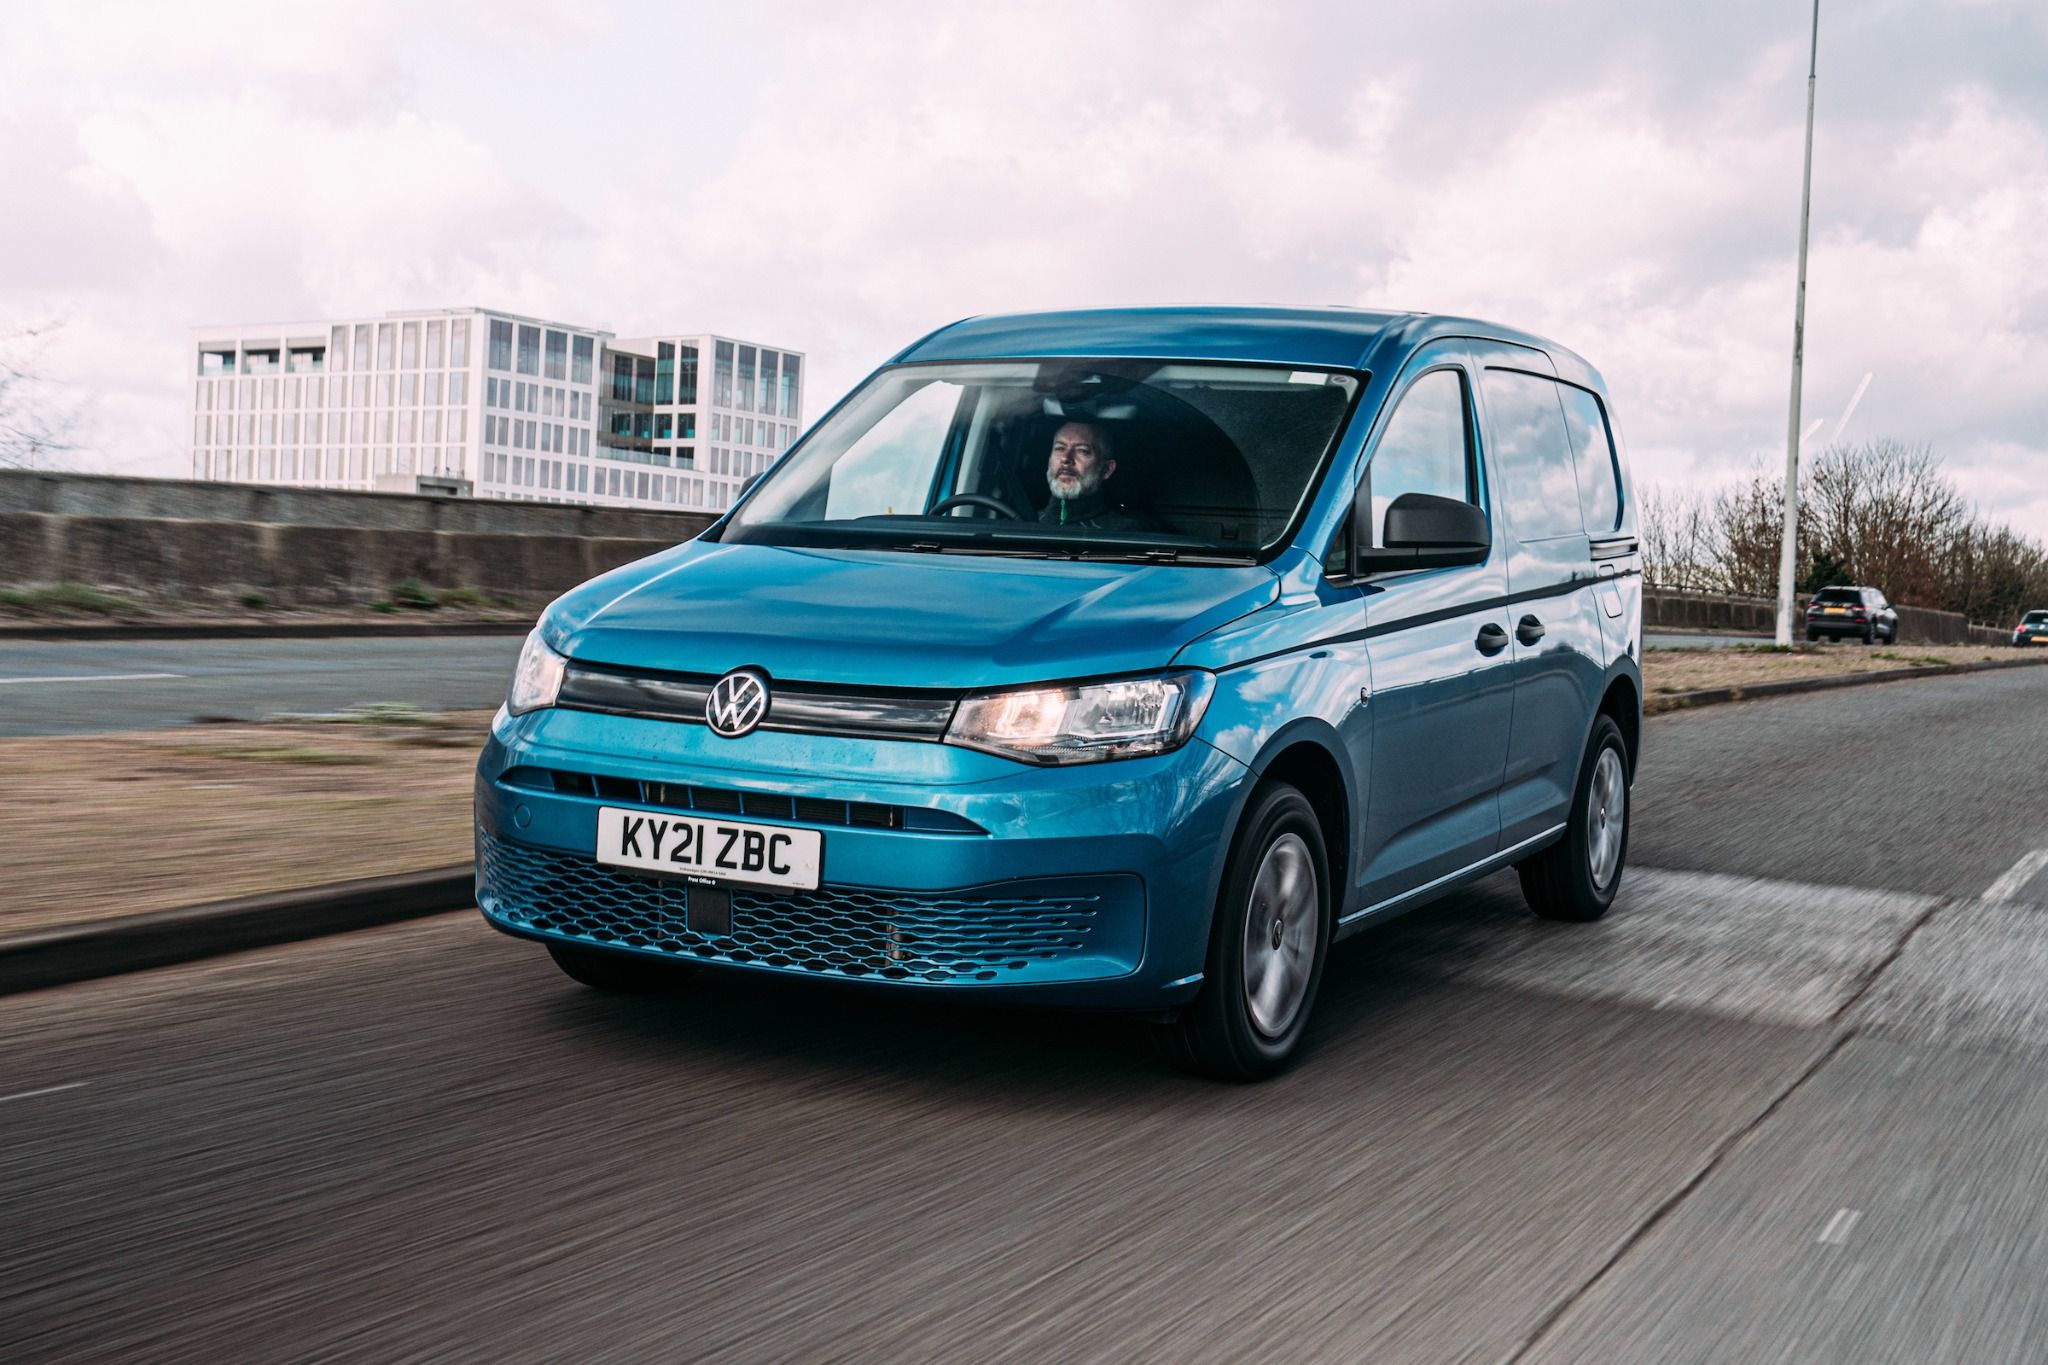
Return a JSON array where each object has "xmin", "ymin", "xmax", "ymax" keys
[{"xmin": 1349, "ymin": 491, "xmax": 1490, "ymax": 576}]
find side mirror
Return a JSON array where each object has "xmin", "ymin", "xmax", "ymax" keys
[{"xmin": 1350, "ymin": 491, "xmax": 1490, "ymax": 575}]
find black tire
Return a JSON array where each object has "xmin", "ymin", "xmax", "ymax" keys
[
  {"xmin": 1859, "ymin": 627, "xmax": 1873, "ymax": 645},
  {"xmin": 547, "ymin": 941, "xmax": 695, "ymax": 993},
  {"xmin": 1805, "ymin": 630, "xmax": 1818, "ymax": 643},
  {"xmin": 1517, "ymin": 714, "xmax": 1631, "ymax": 923},
  {"xmin": 1157, "ymin": 782, "xmax": 1332, "ymax": 1082}
]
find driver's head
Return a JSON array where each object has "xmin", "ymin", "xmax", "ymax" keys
[{"xmin": 1046, "ymin": 421, "xmax": 1116, "ymax": 501}]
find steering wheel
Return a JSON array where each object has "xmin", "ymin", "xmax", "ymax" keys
[{"xmin": 927, "ymin": 493, "xmax": 1024, "ymax": 521}]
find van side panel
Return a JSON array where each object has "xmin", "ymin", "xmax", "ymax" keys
[{"xmin": 1471, "ymin": 343, "xmax": 1609, "ymax": 850}]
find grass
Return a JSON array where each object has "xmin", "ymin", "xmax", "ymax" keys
[
  {"xmin": 273, "ymin": 701, "xmax": 473, "ymax": 730},
  {"xmin": 0, "ymin": 582, "xmax": 140, "ymax": 615},
  {"xmin": 169, "ymin": 744, "xmax": 375, "ymax": 766},
  {"xmin": 389, "ymin": 579, "xmax": 439, "ymax": 610}
]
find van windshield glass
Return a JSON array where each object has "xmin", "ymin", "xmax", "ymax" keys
[{"xmin": 719, "ymin": 360, "xmax": 1360, "ymax": 562}]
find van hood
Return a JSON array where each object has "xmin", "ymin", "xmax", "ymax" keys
[{"xmin": 549, "ymin": 541, "xmax": 1279, "ymax": 690}]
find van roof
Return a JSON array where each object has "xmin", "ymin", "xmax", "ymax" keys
[{"xmin": 895, "ymin": 306, "xmax": 1604, "ymax": 389}]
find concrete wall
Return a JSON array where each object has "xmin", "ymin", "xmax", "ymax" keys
[
  {"xmin": 1645, "ymin": 589, "xmax": 2007, "ymax": 647},
  {"xmin": 0, "ymin": 471, "xmax": 715, "ymax": 605}
]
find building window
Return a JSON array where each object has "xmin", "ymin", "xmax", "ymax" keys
[
  {"xmin": 676, "ymin": 344, "xmax": 698, "ymax": 405},
  {"xmin": 353, "ymin": 324, "xmax": 372, "ymax": 371},
  {"xmin": 516, "ymin": 324, "xmax": 540, "ymax": 375},
  {"xmin": 288, "ymin": 345, "xmax": 323, "ymax": 373},
  {"xmin": 572, "ymin": 335, "xmax": 594, "ymax": 385},
  {"xmin": 780, "ymin": 355, "xmax": 801, "ymax": 418},
  {"xmin": 376, "ymin": 323, "xmax": 394, "ymax": 369},
  {"xmin": 450, "ymin": 318, "xmax": 470, "ymax": 369},
  {"xmin": 759, "ymin": 350, "xmax": 778, "ymax": 416},
  {"xmin": 545, "ymin": 329, "xmax": 567, "ymax": 380},
  {"xmin": 713, "ymin": 341, "xmax": 734, "ymax": 407},
  {"xmin": 425, "ymin": 320, "xmax": 445, "ymax": 368},
  {"xmin": 736, "ymin": 345, "xmax": 756, "ymax": 412},
  {"xmin": 400, "ymin": 374, "xmax": 417, "ymax": 407},
  {"xmin": 400, "ymin": 322, "xmax": 419, "ymax": 369},
  {"xmin": 449, "ymin": 373, "xmax": 467, "ymax": 406},
  {"xmin": 489, "ymin": 319, "xmax": 513, "ymax": 372},
  {"xmin": 330, "ymin": 326, "xmax": 349, "ymax": 371}
]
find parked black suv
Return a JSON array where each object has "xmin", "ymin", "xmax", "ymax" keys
[{"xmin": 1805, "ymin": 586, "xmax": 1899, "ymax": 644}]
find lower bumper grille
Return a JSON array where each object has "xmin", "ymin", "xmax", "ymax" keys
[{"xmin": 478, "ymin": 829, "xmax": 1139, "ymax": 984}]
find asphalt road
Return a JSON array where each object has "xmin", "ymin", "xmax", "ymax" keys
[
  {"xmin": 0, "ymin": 636, "xmax": 523, "ymax": 736},
  {"xmin": 5, "ymin": 668, "xmax": 2048, "ymax": 1362}
]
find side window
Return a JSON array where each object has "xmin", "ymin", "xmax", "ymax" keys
[
  {"xmin": 1364, "ymin": 368, "xmax": 1477, "ymax": 550},
  {"xmin": 1555, "ymin": 383, "xmax": 1622, "ymax": 534},
  {"xmin": 1484, "ymin": 369, "xmax": 1584, "ymax": 541}
]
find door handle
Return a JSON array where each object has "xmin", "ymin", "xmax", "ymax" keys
[
  {"xmin": 1517, "ymin": 615, "xmax": 1546, "ymax": 646},
  {"xmin": 1475, "ymin": 623, "xmax": 1510, "ymax": 655}
]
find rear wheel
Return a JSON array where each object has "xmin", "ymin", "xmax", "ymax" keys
[
  {"xmin": 1157, "ymin": 782, "xmax": 1331, "ymax": 1082},
  {"xmin": 547, "ymin": 942, "xmax": 695, "ymax": 993},
  {"xmin": 1805, "ymin": 629, "xmax": 1818, "ymax": 643},
  {"xmin": 1518, "ymin": 715, "xmax": 1630, "ymax": 923},
  {"xmin": 1860, "ymin": 627, "xmax": 1873, "ymax": 645}
]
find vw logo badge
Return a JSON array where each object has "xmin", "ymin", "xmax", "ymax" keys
[{"xmin": 705, "ymin": 668, "xmax": 770, "ymax": 738}]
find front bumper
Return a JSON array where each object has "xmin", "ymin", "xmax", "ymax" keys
[{"xmin": 474, "ymin": 705, "xmax": 1250, "ymax": 1007}]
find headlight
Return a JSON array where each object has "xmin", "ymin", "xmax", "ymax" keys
[
  {"xmin": 946, "ymin": 671, "xmax": 1215, "ymax": 765},
  {"xmin": 507, "ymin": 627, "xmax": 567, "ymax": 715}
]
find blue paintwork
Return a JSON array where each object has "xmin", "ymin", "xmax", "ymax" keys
[{"xmin": 479, "ymin": 305, "xmax": 1645, "ymax": 1009}]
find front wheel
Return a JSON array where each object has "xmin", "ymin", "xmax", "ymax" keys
[
  {"xmin": 1157, "ymin": 782, "xmax": 1332, "ymax": 1082},
  {"xmin": 1518, "ymin": 715, "xmax": 1631, "ymax": 922},
  {"xmin": 547, "ymin": 942, "xmax": 696, "ymax": 994}
]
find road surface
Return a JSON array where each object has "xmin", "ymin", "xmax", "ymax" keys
[
  {"xmin": 0, "ymin": 635, "xmax": 523, "ymax": 736},
  {"xmin": 4, "ymin": 668, "xmax": 2048, "ymax": 1362}
]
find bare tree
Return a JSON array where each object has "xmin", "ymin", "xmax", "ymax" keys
[
  {"xmin": 1639, "ymin": 483, "xmax": 1723, "ymax": 592},
  {"xmin": 0, "ymin": 321, "xmax": 79, "ymax": 470}
]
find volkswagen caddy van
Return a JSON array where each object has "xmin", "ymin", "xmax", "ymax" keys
[{"xmin": 476, "ymin": 307, "xmax": 1644, "ymax": 1079}]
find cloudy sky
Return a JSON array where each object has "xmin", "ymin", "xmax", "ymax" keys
[{"xmin": 4, "ymin": 0, "xmax": 2045, "ymax": 526}]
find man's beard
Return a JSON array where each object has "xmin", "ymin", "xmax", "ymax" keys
[{"xmin": 1048, "ymin": 467, "xmax": 1103, "ymax": 500}]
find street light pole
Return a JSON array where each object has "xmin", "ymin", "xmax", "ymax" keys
[{"xmin": 1775, "ymin": 0, "xmax": 1822, "ymax": 646}]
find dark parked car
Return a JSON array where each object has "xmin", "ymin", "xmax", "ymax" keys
[
  {"xmin": 2016, "ymin": 610, "xmax": 2048, "ymax": 647},
  {"xmin": 1805, "ymin": 586, "xmax": 1898, "ymax": 644}
]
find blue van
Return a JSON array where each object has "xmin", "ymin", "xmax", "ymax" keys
[{"xmin": 476, "ymin": 307, "xmax": 1643, "ymax": 1079}]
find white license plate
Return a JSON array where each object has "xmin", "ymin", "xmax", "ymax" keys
[{"xmin": 595, "ymin": 806, "xmax": 822, "ymax": 891}]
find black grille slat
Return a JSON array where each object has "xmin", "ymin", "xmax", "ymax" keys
[
  {"xmin": 506, "ymin": 768, "xmax": 984, "ymax": 835},
  {"xmin": 478, "ymin": 831, "xmax": 1098, "ymax": 984},
  {"xmin": 793, "ymin": 797, "xmax": 846, "ymax": 825}
]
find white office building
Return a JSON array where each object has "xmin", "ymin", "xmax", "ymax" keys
[{"xmin": 187, "ymin": 309, "xmax": 804, "ymax": 512}]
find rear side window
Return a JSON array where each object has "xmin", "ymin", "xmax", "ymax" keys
[
  {"xmin": 1483, "ymin": 369, "xmax": 1583, "ymax": 541},
  {"xmin": 1556, "ymin": 384, "xmax": 1622, "ymax": 534},
  {"xmin": 1364, "ymin": 368, "xmax": 1478, "ymax": 549}
]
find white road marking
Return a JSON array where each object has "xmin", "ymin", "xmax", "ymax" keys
[
  {"xmin": 1817, "ymin": 1208, "xmax": 1862, "ymax": 1245},
  {"xmin": 1982, "ymin": 849, "xmax": 2048, "ymax": 904},
  {"xmin": 0, "ymin": 1081, "xmax": 87, "ymax": 1105},
  {"xmin": 0, "ymin": 672, "xmax": 185, "ymax": 687}
]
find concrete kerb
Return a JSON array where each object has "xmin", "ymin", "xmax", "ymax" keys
[
  {"xmin": 1646, "ymin": 653, "xmax": 2048, "ymax": 715},
  {"xmin": 0, "ymin": 866, "xmax": 475, "ymax": 996}
]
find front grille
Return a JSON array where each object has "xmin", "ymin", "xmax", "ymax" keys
[
  {"xmin": 478, "ymin": 829, "xmax": 1121, "ymax": 984},
  {"xmin": 556, "ymin": 660, "xmax": 960, "ymax": 741},
  {"xmin": 498, "ymin": 766, "xmax": 984, "ymax": 835}
]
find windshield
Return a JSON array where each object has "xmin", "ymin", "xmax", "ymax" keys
[{"xmin": 719, "ymin": 359, "xmax": 1360, "ymax": 562}]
